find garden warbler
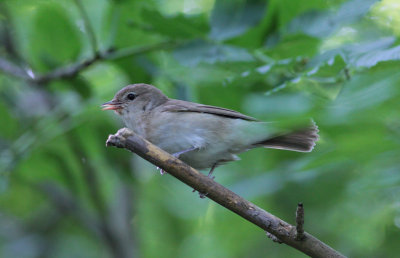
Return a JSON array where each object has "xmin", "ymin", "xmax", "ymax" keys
[{"xmin": 102, "ymin": 83, "xmax": 319, "ymax": 177}]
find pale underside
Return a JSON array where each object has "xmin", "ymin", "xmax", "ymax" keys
[{"xmin": 121, "ymin": 99, "xmax": 282, "ymax": 170}]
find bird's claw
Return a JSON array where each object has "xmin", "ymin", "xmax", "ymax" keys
[
  {"xmin": 199, "ymin": 192, "xmax": 208, "ymax": 199},
  {"xmin": 192, "ymin": 172, "xmax": 215, "ymax": 198},
  {"xmin": 156, "ymin": 167, "xmax": 167, "ymax": 175},
  {"xmin": 192, "ymin": 189, "xmax": 208, "ymax": 198}
]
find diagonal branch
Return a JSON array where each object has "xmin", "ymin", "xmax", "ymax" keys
[{"xmin": 105, "ymin": 128, "xmax": 346, "ymax": 258}]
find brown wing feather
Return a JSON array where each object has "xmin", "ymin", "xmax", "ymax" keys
[{"xmin": 161, "ymin": 99, "xmax": 258, "ymax": 121}]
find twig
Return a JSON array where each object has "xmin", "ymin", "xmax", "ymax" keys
[
  {"xmin": 33, "ymin": 53, "xmax": 102, "ymax": 84},
  {"xmin": 0, "ymin": 57, "xmax": 30, "ymax": 79},
  {"xmin": 73, "ymin": 0, "xmax": 98, "ymax": 53},
  {"xmin": 0, "ymin": 40, "xmax": 182, "ymax": 84},
  {"xmin": 295, "ymin": 202, "xmax": 305, "ymax": 241},
  {"xmin": 105, "ymin": 128, "xmax": 346, "ymax": 258}
]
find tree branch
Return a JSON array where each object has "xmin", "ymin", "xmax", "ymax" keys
[
  {"xmin": 0, "ymin": 40, "xmax": 181, "ymax": 84},
  {"xmin": 105, "ymin": 128, "xmax": 346, "ymax": 258}
]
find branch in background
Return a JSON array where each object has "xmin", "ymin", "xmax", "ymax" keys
[
  {"xmin": 66, "ymin": 133, "xmax": 136, "ymax": 258},
  {"xmin": 0, "ymin": 58, "xmax": 30, "ymax": 79},
  {"xmin": 0, "ymin": 40, "xmax": 182, "ymax": 84},
  {"xmin": 37, "ymin": 180, "xmax": 135, "ymax": 258},
  {"xmin": 105, "ymin": 128, "xmax": 346, "ymax": 258},
  {"xmin": 36, "ymin": 182, "xmax": 102, "ymax": 237},
  {"xmin": 296, "ymin": 202, "xmax": 305, "ymax": 241}
]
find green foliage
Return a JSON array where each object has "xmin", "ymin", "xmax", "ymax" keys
[
  {"xmin": 29, "ymin": 3, "xmax": 82, "ymax": 72},
  {"xmin": 210, "ymin": 0, "xmax": 267, "ymax": 40},
  {"xmin": 1, "ymin": 0, "xmax": 400, "ymax": 257},
  {"xmin": 140, "ymin": 9, "xmax": 209, "ymax": 39}
]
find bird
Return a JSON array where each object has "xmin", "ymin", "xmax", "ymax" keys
[{"xmin": 102, "ymin": 83, "xmax": 319, "ymax": 178}]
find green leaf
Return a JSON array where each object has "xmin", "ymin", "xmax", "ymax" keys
[
  {"xmin": 331, "ymin": 65, "xmax": 400, "ymax": 112},
  {"xmin": 49, "ymin": 77, "xmax": 92, "ymax": 100},
  {"xmin": 268, "ymin": 55, "xmax": 347, "ymax": 100},
  {"xmin": 311, "ymin": 37, "xmax": 398, "ymax": 68},
  {"xmin": 273, "ymin": 0, "xmax": 332, "ymax": 28},
  {"xmin": 209, "ymin": 0, "xmax": 267, "ymax": 41},
  {"xmin": 308, "ymin": 54, "xmax": 347, "ymax": 78},
  {"xmin": 243, "ymin": 93, "xmax": 312, "ymax": 118},
  {"xmin": 354, "ymin": 45, "xmax": 400, "ymax": 67},
  {"xmin": 140, "ymin": 9, "xmax": 209, "ymax": 39},
  {"xmin": 263, "ymin": 34, "xmax": 321, "ymax": 59},
  {"xmin": 29, "ymin": 3, "xmax": 82, "ymax": 72},
  {"xmin": 173, "ymin": 40, "xmax": 254, "ymax": 66},
  {"xmin": 287, "ymin": 0, "xmax": 379, "ymax": 38}
]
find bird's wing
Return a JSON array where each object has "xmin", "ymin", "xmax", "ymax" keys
[{"xmin": 161, "ymin": 99, "xmax": 259, "ymax": 121}]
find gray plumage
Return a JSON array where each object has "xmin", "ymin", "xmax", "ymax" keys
[{"xmin": 102, "ymin": 83, "xmax": 319, "ymax": 171}]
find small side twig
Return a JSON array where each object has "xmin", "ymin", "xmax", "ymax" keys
[
  {"xmin": 295, "ymin": 202, "xmax": 305, "ymax": 241},
  {"xmin": 33, "ymin": 53, "xmax": 103, "ymax": 84}
]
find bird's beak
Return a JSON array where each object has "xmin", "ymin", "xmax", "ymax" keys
[{"xmin": 101, "ymin": 100, "xmax": 123, "ymax": 111}]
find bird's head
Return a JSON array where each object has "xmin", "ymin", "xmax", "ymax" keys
[{"xmin": 101, "ymin": 83, "xmax": 168, "ymax": 116}]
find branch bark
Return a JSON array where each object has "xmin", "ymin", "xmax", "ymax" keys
[
  {"xmin": 105, "ymin": 128, "xmax": 346, "ymax": 258},
  {"xmin": 296, "ymin": 202, "xmax": 305, "ymax": 241}
]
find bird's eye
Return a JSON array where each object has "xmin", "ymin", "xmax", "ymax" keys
[{"xmin": 127, "ymin": 93, "xmax": 136, "ymax": 100}]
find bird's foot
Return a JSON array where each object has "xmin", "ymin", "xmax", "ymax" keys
[
  {"xmin": 199, "ymin": 192, "xmax": 208, "ymax": 199},
  {"xmin": 156, "ymin": 167, "xmax": 167, "ymax": 175},
  {"xmin": 192, "ymin": 171, "xmax": 216, "ymax": 198},
  {"xmin": 192, "ymin": 189, "xmax": 208, "ymax": 199}
]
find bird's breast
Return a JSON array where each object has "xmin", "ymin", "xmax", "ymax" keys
[
  {"xmin": 143, "ymin": 112, "xmax": 245, "ymax": 169},
  {"xmin": 121, "ymin": 111, "xmax": 147, "ymax": 137}
]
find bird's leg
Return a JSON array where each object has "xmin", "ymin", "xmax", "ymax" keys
[
  {"xmin": 157, "ymin": 167, "xmax": 167, "ymax": 175},
  {"xmin": 172, "ymin": 146, "xmax": 198, "ymax": 158},
  {"xmin": 195, "ymin": 163, "xmax": 218, "ymax": 199},
  {"xmin": 206, "ymin": 163, "xmax": 217, "ymax": 180},
  {"xmin": 158, "ymin": 146, "xmax": 198, "ymax": 175}
]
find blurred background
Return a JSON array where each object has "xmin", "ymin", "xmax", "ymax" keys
[{"xmin": 0, "ymin": 0, "xmax": 400, "ymax": 257}]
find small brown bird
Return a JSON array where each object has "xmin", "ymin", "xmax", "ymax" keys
[{"xmin": 102, "ymin": 83, "xmax": 319, "ymax": 177}]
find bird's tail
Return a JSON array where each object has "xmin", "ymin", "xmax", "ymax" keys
[{"xmin": 253, "ymin": 122, "xmax": 319, "ymax": 152}]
